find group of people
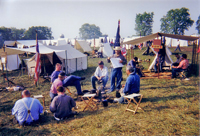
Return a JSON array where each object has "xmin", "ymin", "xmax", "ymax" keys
[
  {"xmin": 12, "ymin": 46, "xmax": 143, "ymax": 125},
  {"xmin": 11, "ymin": 46, "xmax": 188, "ymax": 125}
]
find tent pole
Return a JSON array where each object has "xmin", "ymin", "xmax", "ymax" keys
[
  {"xmin": 43, "ymin": 55, "xmax": 46, "ymax": 75},
  {"xmin": 76, "ymin": 58, "xmax": 77, "ymax": 71},
  {"xmin": 65, "ymin": 50, "xmax": 68, "ymax": 74},
  {"xmin": 21, "ymin": 59, "xmax": 23, "ymax": 76}
]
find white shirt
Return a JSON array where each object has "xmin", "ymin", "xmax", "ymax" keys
[{"xmin": 94, "ymin": 66, "xmax": 108, "ymax": 77}]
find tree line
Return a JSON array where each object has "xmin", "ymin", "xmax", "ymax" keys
[{"xmin": 0, "ymin": 26, "xmax": 53, "ymax": 47}]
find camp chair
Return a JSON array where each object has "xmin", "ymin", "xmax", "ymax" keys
[
  {"xmin": 65, "ymin": 87, "xmax": 72, "ymax": 95},
  {"xmin": 177, "ymin": 69, "xmax": 188, "ymax": 80},
  {"xmin": 81, "ymin": 93, "xmax": 98, "ymax": 112},
  {"xmin": 123, "ymin": 94, "xmax": 144, "ymax": 114}
]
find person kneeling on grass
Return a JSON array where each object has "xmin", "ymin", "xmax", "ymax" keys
[
  {"xmin": 50, "ymin": 86, "xmax": 77, "ymax": 121},
  {"xmin": 115, "ymin": 66, "xmax": 140, "ymax": 104},
  {"xmin": 12, "ymin": 90, "xmax": 43, "ymax": 125}
]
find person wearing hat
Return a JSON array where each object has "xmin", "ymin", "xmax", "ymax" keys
[
  {"xmin": 91, "ymin": 61, "xmax": 108, "ymax": 90},
  {"xmin": 107, "ymin": 46, "xmax": 127, "ymax": 93},
  {"xmin": 127, "ymin": 57, "xmax": 144, "ymax": 77}
]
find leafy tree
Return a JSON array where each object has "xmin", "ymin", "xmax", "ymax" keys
[
  {"xmin": 196, "ymin": 15, "xmax": 200, "ymax": 34},
  {"xmin": 23, "ymin": 26, "xmax": 53, "ymax": 40},
  {"xmin": 160, "ymin": 7, "xmax": 194, "ymax": 35},
  {"xmin": 79, "ymin": 23, "xmax": 102, "ymax": 39},
  {"xmin": 135, "ymin": 12, "xmax": 154, "ymax": 36}
]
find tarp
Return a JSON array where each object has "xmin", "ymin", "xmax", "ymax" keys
[
  {"xmin": 123, "ymin": 32, "xmax": 199, "ymax": 45},
  {"xmin": 0, "ymin": 54, "xmax": 21, "ymax": 71},
  {"xmin": 75, "ymin": 40, "xmax": 92, "ymax": 52},
  {"xmin": 98, "ymin": 43, "xmax": 113, "ymax": 57}
]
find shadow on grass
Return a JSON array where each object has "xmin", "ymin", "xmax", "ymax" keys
[
  {"xmin": 0, "ymin": 127, "xmax": 51, "ymax": 135},
  {"xmin": 142, "ymin": 91, "xmax": 198, "ymax": 103},
  {"xmin": 0, "ymin": 101, "xmax": 13, "ymax": 112}
]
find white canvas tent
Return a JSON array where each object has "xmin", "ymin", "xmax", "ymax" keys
[
  {"xmin": 0, "ymin": 44, "xmax": 87, "ymax": 74},
  {"xmin": 98, "ymin": 43, "xmax": 113, "ymax": 57},
  {"xmin": 148, "ymin": 46, "xmax": 173, "ymax": 70},
  {"xmin": 47, "ymin": 44, "xmax": 87, "ymax": 73},
  {"xmin": 0, "ymin": 54, "xmax": 21, "ymax": 71},
  {"xmin": 165, "ymin": 38, "xmax": 188, "ymax": 47},
  {"xmin": 75, "ymin": 40, "xmax": 92, "ymax": 52}
]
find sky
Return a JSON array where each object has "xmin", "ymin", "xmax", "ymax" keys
[{"xmin": 0, "ymin": 0, "xmax": 199, "ymax": 39}]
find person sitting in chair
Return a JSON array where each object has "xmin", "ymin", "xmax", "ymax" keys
[
  {"xmin": 50, "ymin": 86, "xmax": 77, "ymax": 121},
  {"xmin": 172, "ymin": 53, "xmax": 182, "ymax": 66},
  {"xmin": 171, "ymin": 54, "xmax": 189, "ymax": 78},
  {"xmin": 91, "ymin": 61, "xmax": 108, "ymax": 90},
  {"xmin": 12, "ymin": 90, "xmax": 43, "ymax": 125},
  {"xmin": 115, "ymin": 66, "xmax": 140, "ymax": 104},
  {"xmin": 154, "ymin": 51, "xmax": 165, "ymax": 73},
  {"xmin": 127, "ymin": 57, "xmax": 144, "ymax": 77}
]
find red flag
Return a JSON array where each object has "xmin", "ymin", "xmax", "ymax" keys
[
  {"xmin": 34, "ymin": 32, "xmax": 41, "ymax": 83},
  {"xmin": 138, "ymin": 43, "xmax": 142, "ymax": 50},
  {"xmin": 121, "ymin": 46, "xmax": 127, "ymax": 57}
]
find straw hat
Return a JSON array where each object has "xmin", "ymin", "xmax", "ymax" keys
[{"xmin": 114, "ymin": 46, "xmax": 121, "ymax": 51}]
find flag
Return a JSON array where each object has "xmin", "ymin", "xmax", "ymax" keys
[
  {"xmin": 121, "ymin": 46, "xmax": 127, "ymax": 57},
  {"xmin": 34, "ymin": 32, "xmax": 41, "ymax": 83},
  {"xmin": 114, "ymin": 20, "xmax": 120, "ymax": 47},
  {"xmin": 138, "ymin": 43, "xmax": 142, "ymax": 50}
]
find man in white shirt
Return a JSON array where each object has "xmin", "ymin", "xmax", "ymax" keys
[{"xmin": 91, "ymin": 61, "xmax": 108, "ymax": 90}]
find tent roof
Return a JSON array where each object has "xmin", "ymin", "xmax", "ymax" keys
[
  {"xmin": 47, "ymin": 44, "xmax": 87, "ymax": 59},
  {"xmin": 123, "ymin": 32, "xmax": 200, "ymax": 45}
]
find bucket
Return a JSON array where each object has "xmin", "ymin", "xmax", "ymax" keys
[{"xmin": 102, "ymin": 100, "xmax": 108, "ymax": 107}]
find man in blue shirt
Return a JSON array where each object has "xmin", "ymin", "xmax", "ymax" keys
[
  {"xmin": 116, "ymin": 66, "xmax": 140, "ymax": 104},
  {"xmin": 12, "ymin": 90, "xmax": 43, "ymax": 125},
  {"xmin": 51, "ymin": 63, "xmax": 85, "ymax": 95}
]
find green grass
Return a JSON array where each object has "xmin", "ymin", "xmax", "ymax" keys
[{"xmin": 0, "ymin": 46, "xmax": 199, "ymax": 135}]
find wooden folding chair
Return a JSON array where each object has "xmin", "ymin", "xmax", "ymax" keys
[
  {"xmin": 81, "ymin": 94, "xmax": 98, "ymax": 112},
  {"xmin": 65, "ymin": 87, "xmax": 72, "ymax": 95},
  {"xmin": 123, "ymin": 94, "xmax": 144, "ymax": 114}
]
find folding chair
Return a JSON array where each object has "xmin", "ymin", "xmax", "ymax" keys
[
  {"xmin": 65, "ymin": 87, "xmax": 72, "ymax": 95},
  {"xmin": 81, "ymin": 93, "xmax": 98, "ymax": 112},
  {"xmin": 123, "ymin": 94, "xmax": 144, "ymax": 114}
]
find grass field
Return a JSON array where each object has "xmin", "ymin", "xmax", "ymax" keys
[{"xmin": 0, "ymin": 46, "xmax": 199, "ymax": 135}]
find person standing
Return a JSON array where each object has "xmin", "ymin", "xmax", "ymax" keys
[
  {"xmin": 107, "ymin": 47, "xmax": 127, "ymax": 93},
  {"xmin": 91, "ymin": 61, "xmax": 108, "ymax": 90},
  {"xmin": 174, "ymin": 39, "xmax": 181, "ymax": 52}
]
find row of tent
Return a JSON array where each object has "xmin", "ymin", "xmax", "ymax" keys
[
  {"xmin": 1, "ymin": 33, "xmax": 199, "ymax": 73},
  {"xmin": 1, "ymin": 41, "xmax": 88, "ymax": 75}
]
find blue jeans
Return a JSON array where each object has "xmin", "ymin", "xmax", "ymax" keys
[
  {"xmin": 172, "ymin": 68, "xmax": 183, "ymax": 78},
  {"xmin": 91, "ymin": 76, "xmax": 108, "ymax": 89},
  {"xmin": 174, "ymin": 45, "xmax": 181, "ymax": 51},
  {"xmin": 63, "ymin": 75, "xmax": 82, "ymax": 95},
  {"xmin": 110, "ymin": 67, "xmax": 122, "ymax": 92},
  {"xmin": 50, "ymin": 92, "xmax": 58, "ymax": 101}
]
